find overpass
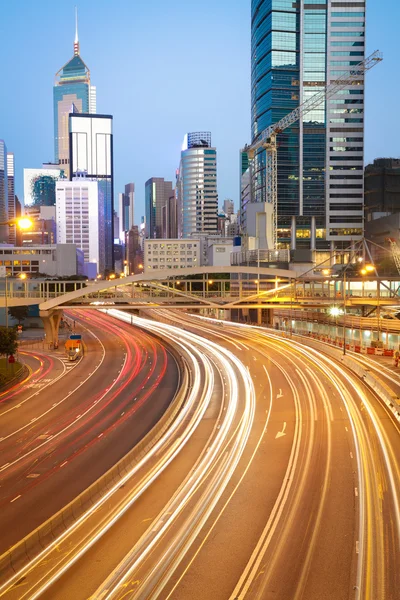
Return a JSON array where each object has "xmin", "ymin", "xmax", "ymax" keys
[{"xmin": 1, "ymin": 266, "xmax": 400, "ymax": 343}]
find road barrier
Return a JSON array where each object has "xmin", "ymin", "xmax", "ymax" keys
[{"xmin": 0, "ymin": 338, "xmax": 190, "ymax": 581}]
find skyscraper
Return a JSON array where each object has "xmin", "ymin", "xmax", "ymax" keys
[
  {"xmin": 121, "ymin": 183, "xmax": 135, "ymax": 233},
  {"xmin": 145, "ymin": 178, "xmax": 174, "ymax": 239},
  {"xmin": 178, "ymin": 132, "xmax": 218, "ymax": 238},
  {"xmin": 53, "ymin": 10, "xmax": 96, "ymax": 177},
  {"xmin": 7, "ymin": 153, "xmax": 15, "ymax": 244},
  {"xmin": 0, "ymin": 141, "xmax": 8, "ymax": 243},
  {"xmin": 248, "ymin": 1, "xmax": 365, "ymax": 250},
  {"xmin": 69, "ymin": 113, "xmax": 114, "ymax": 273}
]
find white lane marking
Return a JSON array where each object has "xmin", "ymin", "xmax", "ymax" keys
[
  {"xmin": 345, "ymin": 426, "xmax": 348, "ymax": 432},
  {"xmin": 355, "ymin": 488, "xmax": 359, "ymax": 497},
  {"xmin": 0, "ymin": 463, "xmax": 10, "ymax": 472},
  {"xmin": 277, "ymin": 388, "xmax": 283, "ymax": 398},
  {"xmin": 350, "ymin": 452, "xmax": 354, "ymax": 459},
  {"xmin": 275, "ymin": 422, "xmax": 287, "ymax": 439},
  {"xmin": 10, "ymin": 495, "xmax": 21, "ymax": 503},
  {"xmin": 356, "ymin": 541, "xmax": 360, "ymax": 554},
  {"xmin": 60, "ymin": 461, "xmax": 68, "ymax": 468}
]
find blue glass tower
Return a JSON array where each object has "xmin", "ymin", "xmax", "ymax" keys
[
  {"xmin": 249, "ymin": 0, "xmax": 365, "ymax": 248},
  {"xmin": 53, "ymin": 10, "xmax": 96, "ymax": 178}
]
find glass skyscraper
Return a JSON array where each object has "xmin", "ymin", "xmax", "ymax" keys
[
  {"xmin": 247, "ymin": 0, "xmax": 365, "ymax": 249},
  {"xmin": 145, "ymin": 178, "xmax": 174, "ymax": 239},
  {"xmin": 53, "ymin": 14, "xmax": 96, "ymax": 178}
]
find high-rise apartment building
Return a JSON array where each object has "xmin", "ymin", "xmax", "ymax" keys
[
  {"xmin": 53, "ymin": 11, "xmax": 96, "ymax": 177},
  {"xmin": 0, "ymin": 141, "xmax": 8, "ymax": 243},
  {"xmin": 178, "ymin": 132, "xmax": 218, "ymax": 238},
  {"xmin": 56, "ymin": 179, "xmax": 99, "ymax": 275},
  {"xmin": 7, "ymin": 153, "xmax": 15, "ymax": 244},
  {"xmin": 247, "ymin": 0, "xmax": 365, "ymax": 249},
  {"xmin": 145, "ymin": 178, "xmax": 174, "ymax": 239},
  {"xmin": 69, "ymin": 113, "xmax": 114, "ymax": 273}
]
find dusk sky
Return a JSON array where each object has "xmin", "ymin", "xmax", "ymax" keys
[{"xmin": 0, "ymin": 0, "xmax": 397, "ymax": 222}]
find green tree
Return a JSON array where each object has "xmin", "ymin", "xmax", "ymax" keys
[
  {"xmin": 8, "ymin": 305, "xmax": 29, "ymax": 324},
  {"xmin": 0, "ymin": 328, "xmax": 18, "ymax": 357}
]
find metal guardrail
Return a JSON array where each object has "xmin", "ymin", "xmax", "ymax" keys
[{"xmin": 0, "ymin": 341, "xmax": 189, "ymax": 580}]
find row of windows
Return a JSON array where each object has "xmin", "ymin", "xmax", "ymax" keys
[
  {"xmin": 331, "ymin": 12, "xmax": 365, "ymax": 17},
  {"xmin": 331, "ymin": 31, "xmax": 364, "ymax": 36},
  {"xmin": 330, "ymin": 203, "xmax": 363, "ymax": 210},
  {"xmin": 147, "ymin": 243, "xmax": 197, "ymax": 249},
  {"xmin": 331, "ymin": 22, "xmax": 365, "ymax": 27},
  {"xmin": 329, "ymin": 228, "xmax": 363, "ymax": 236},
  {"xmin": 331, "ymin": 41, "xmax": 364, "ymax": 46},
  {"xmin": 148, "ymin": 257, "xmax": 197, "ymax": 263}
]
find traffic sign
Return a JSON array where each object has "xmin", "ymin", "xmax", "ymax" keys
[{"xmin": 8, "ymin": 355, "xmax": 15, "ymax": 364}]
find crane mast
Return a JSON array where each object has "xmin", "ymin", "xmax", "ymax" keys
[{"xmin": 243, "ymin": 50, "xmax": 382, "ymax": 249}]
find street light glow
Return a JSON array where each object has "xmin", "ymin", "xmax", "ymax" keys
[
  {"xmin": 329, "ymin": 306, "xmax": 342, "ymax": 317},
  {"xmin": 365, "ymin": 264, "xmax": 375, "ymax": 273},
  {"xmin": 17, "ymin": 217, "xmax": 33, "ymax": 230}
]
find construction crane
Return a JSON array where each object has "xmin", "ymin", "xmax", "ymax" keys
[
  {"xmin": 387, "ymin": 238, "xmax": 400, "ymax": 276},
  {"xmin": 243, "ymin": 50, "xmax": 383, "ymax": 248}
]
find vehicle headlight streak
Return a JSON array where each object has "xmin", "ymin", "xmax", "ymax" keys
[
  {"xmin": 0, "ymin": 311, "xmax": 253, "ymax": 600},
  {"xmin": 190, "ymin": 314, "xmax": 400, "ymax": 600},
  {"xmin": 91, "ymin": 311, "xmax": 256, "ymax": 600}
]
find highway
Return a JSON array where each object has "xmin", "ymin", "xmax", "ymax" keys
[
  {"xmin": 0, "ymin": 310, "xmax": 179, "ymax": 553},
  {"xmin": 1, "ymin": 309, "xmax": 399, "ymax": 599}
]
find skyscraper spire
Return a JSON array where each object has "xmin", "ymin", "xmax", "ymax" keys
[{"xmin": 74, "ymin": 6, "xmax": 79, "ymax": 56}]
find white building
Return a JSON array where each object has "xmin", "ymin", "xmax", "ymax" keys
[
  {"xmin": 207, "ymin": 239, "xmax": 233, "ymax": 267},
  {"xmin": 0, "ymin": 244, "xmax": 82, "ymax": 277},
  {"xmin": 56, "ymin": 179, "xmax": 99, "ymax": 275},
  {"xmin": 144, "ymin": 239, "xmax": 200, "ymax": 272},
  {"xmin": 178, "ymin": 132, "xmax": 218, "ymax": 238}
]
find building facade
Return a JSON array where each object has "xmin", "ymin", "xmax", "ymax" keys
[
  {"xmin": 247, "ymin": 0, "xmax": 366, "ymax": 249},
  {"xmin": 178, "ymin": 132, "xmax": 218, "ymax": 238},
  {"xmin": 365, "ymin": 158, "xmax": 400, "ymax": 216},
  {"xmin": 56, "ymin": 179, "xmax": 99, "ymax": 273},
  {"xmin": 122, "ymin": 183, "xmax": 135, "ymax": 233},
  {"xmin": 21, "ymin": 205, "xmax": 57, "ymax": 246},
  {"xmin": 6, "ymin": 153, "xmax": 15, "ymax": 244},
  {"xmin": 53, "ymin": 15, "xmax": 96, "ymax": 177},
  {"xmin": 145, "ymin": 178, "xmax": 174, "ymax": 239},
  {"xmin": 69, "ymin": 113, "xmax": 113, "ymax": 273},
  {"xmin": 144, "ymin": 239, "xmax": 200, "ymax": 272},
  {"xmin": 0, "ymin": 141, "xmax": 8, "ymax": 243},
  {"xmin": 23, "ymin": 168, "xmax": 62, "ymax": 207},
  {"xmin": 0, "ymin": 244, "xmax": 82, "ymax": 277}
]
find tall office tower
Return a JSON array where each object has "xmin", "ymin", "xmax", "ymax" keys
[
  {"xmin": 122, "ymin": 183, "xmax": 135, "ymax": 232},
  {"xmin": 56, "ymin": 179, "xmax": 99, "ymax": 276},
  {"xmin": 145, "ymin": 178, "xmax": 174, "ymax": 239},
  {"xmin": 7, "ymin": 153, "xmax": 15, "ymax": 244},
  {"xmin": 54, "ymin": 10, "xmax": 96, "ymax": 178},
  {"xmin": 0, "ymin": 141, "xmax": 8, "ymax": 243},
  {"xmin": 248, "ymin": 0, "xmax": 365, "ymax": 250},
  {"xmin": 69, "ymin": 113, "xmax": 113, "ymax": 273},
  {"xmin": 178, "ymin": 132, "xmax": 218, "ymax": 238}
]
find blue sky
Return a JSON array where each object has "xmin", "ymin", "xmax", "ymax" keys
[{"xmin": 0, "ymin": 1, "xmax": 397, "ymax": 223}]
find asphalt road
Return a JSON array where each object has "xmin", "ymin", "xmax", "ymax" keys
[
  {"xmin": 2, "ymin": 311, "xmax": 400, "ymax": 600},
  {"xmin": 0, "ymin": 310, "xmax": 179, "ymax": 553}
]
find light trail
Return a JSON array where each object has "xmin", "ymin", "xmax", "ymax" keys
[
  {"xmin": 0, "ymin": 313, "xmax": 223, "ymax": 599},
  {"xmin": 91, "ymin": 311, "xmax": 256, "ymax": 600}
]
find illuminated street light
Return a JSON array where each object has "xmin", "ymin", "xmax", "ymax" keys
[
  {"xmin": 19, "ymin": 273, "xmax": 27, "ymax": 280},
  {"xmin": 364, "ymin": 264, "xmax": 375, "ymax": 273},
  {"xmin": 16, "ymin": 217, "xmax": 33, "ymax": 230},
  {"xmin": 109, "ymin": 273, "xmax": 116, "ymax": 280},
  {"xmin": 360, "ymin": 268, "xmax": 367, "ymax": 276},
  {"xmin": 322, "ymin": 268, "xmax": 331, "ymax": 276},
  {"xmin": 329, "ymin": 306, "xmax": 342, "ymax": 317}
]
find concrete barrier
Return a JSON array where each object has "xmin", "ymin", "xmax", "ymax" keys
[{"xmin": 0, "ymin": 340, "xmax": 189, "ymax": 581}]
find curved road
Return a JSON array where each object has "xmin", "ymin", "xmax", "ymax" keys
[{"xmin": 0, "ymin": 310, "xmax": 179, "ymax": 552}]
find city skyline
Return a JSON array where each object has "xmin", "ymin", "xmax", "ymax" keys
[{"xmin": 0, "ymin": 0, "xmax": 395, "ymax": 223}]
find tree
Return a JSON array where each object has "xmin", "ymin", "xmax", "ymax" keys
[
  {"xmin": 8, "ymin": 305, "xmax": 29, "ymax": 325},
  {"xmin": 0, "ymin": 328, "xmax": 18, "ymax": 357}
]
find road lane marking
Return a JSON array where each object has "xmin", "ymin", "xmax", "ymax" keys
[
  {"xmin": 355, "ymin": 488, "xmax": 358, "ymax": 497},
  {"xmin": 350, "ymin": 452, "xmax": 353, "ymax": 459},
  {"xmin": 275, "ymin": 422, "xmax": 287, "ymax": 439},
  {"xmin": 10, "ymin": 495, "xmax": 21, "ymax": 503}
]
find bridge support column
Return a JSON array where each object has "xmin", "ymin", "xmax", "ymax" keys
[{"xmin": 40, "ymin": 310, "xmax": 62, "ymax": 348}]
